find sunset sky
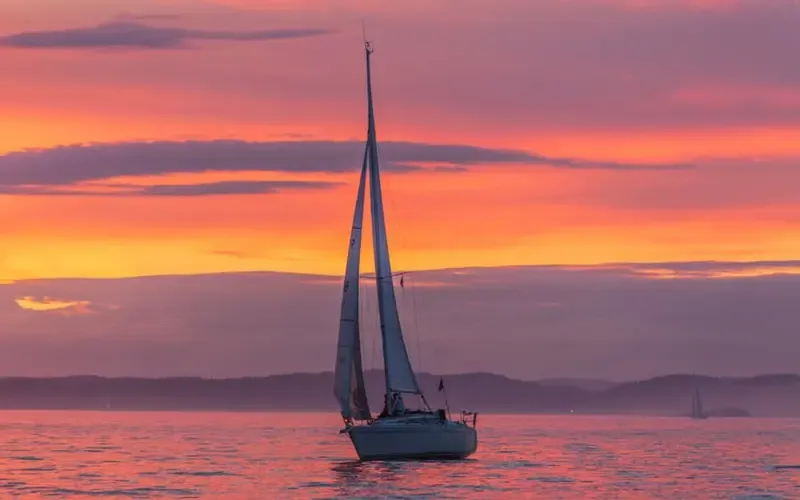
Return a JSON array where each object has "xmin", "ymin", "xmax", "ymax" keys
[{"xmin": 1, "ymin": 0, "xmax": 798, "ymax": 378}]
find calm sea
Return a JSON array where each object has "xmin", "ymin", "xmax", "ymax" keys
[{"xmin": 0, "ymin": 411, "xmax": 798, "ymax": 499}]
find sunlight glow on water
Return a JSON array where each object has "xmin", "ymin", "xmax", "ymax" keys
[{"xmin": 0, "ymin": 412, "xmax": 798, "ymax": 498}]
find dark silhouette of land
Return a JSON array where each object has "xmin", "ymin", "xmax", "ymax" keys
[{"xmin": 0, "ymin": 372, "xmax": 797, "ymax": 416}]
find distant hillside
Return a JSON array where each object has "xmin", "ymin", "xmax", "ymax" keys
[
  {"xmin": 602, "ymin": 374, "xmax": 800, "ymax": 416},
  {"xmin": 537, "ymin": 378, "xmax": 616, "ymax": 392},
  {"xmin": 0, "ymin": 372, "xmax": 798, "ymax": 416}
]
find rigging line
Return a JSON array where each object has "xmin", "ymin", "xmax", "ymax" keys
[
  {"xmin": 358, "ymin": 278, "xmax": 366, "ymax": 368},
  {"xmin": 398, "ymin": 274, "xmax": 406, "ymax": 357},
  {"xmin": 370, "ymin": 281, "xmax": 379, "ymax": 375},
  {"xmin": 381, "ymin": 156, "xmax": 422, "ymax": 375},
  {"xmin": 417, "ymin": 271, "xmax": 441, "ymax": 388},
  {"xmin": 361, "ymin": 279, "xmax": 374, "ymax": 373},
  {"xmin": 410, "ymin": 275, "xmax": 423, "ymax": 375},
  {"xmin": 368, "ymin": 72, "xmax": 409, "ymax": 302}
]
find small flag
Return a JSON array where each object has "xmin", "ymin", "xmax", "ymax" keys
[
  {"xmin": 400, "ymin": 275, "xmax": 404, "ymax": 288},
  {"xmin": 438, "ymin": 377, "xmax": 444, "ymax": 392}
]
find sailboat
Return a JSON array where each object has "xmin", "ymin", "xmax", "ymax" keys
[
  {"xmin": 333, "ymin": 41, "xmax": 479, "ymax": 461},
  {"xmin": 690, "ymin": 388, "xmax": 707, "ymax": 419}
]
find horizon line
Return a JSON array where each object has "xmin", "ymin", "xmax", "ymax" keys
[{"xmin": 0, "ymin": 371, "xmax": 797, "ymax": 383}]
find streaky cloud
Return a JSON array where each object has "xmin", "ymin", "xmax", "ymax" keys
[
  {"xmin": 133, "ymin": 180, "xmax": 339, "ymax": 196},
  {"xmin": 0, "ymin": 180, "xmax": 339, "ymax": 197},
  {"xmin": 0, "ymin": 21, "xmax": 335, "ymax": 50},
  {"xmin": 115, "ymin": 13, "xmax": 183, "ymax": 22}
]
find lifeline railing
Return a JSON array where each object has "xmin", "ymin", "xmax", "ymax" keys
[{"xmin": 460, "ymin": 410, "xmax": 478, "ymax": 428}]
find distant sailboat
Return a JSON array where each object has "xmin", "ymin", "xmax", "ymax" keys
[
  {"xmin": 333, "ymin": 40, "xmax": 478, "ymax": 461},
  {"xmin": 690, "ymin": 388, "xmax": 707, "ymax": 419}
]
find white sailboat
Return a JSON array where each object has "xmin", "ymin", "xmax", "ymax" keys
[
  {"xmin": 690, "ymin": 388, "xmax": 707, "ymax": 419},
  {"xmin": 333, "ymin": 41, "xmax": 478, "ymax": 461}
]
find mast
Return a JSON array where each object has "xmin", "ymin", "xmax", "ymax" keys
[{"xmin": 363, "ymin": 41, "xmax": 422, "ymax": 406}]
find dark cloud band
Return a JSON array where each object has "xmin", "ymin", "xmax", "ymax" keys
[
  {"xmin": 0, "ymin": 21, "xmax": 335, "ymax": 50},
  {"xmin": 0, "ymin": 140, "xmax": 690, "ymax": 197}
]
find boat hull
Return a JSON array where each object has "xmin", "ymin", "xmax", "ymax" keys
[{"xmin": 346, "ymin": 415, "xmax": 478, "ymax": 460}]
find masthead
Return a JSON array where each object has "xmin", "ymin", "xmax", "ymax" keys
[{"xmin": 362, "ymin": 21, "xmax": 373, "ymax": 53}]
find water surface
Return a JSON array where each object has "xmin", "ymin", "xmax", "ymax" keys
[{"xmin": 1, "ymin": 411, "xmax": 798, "ymax": 498}]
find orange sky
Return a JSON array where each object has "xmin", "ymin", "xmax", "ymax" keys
[{"xmin": 1, "ymin": 0, "xmax": 799, "ymax": 281}]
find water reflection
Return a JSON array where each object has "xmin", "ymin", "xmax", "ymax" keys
[
  {"xmin": 330, "ymin": 460, "xmax": 368, "ymax": 497},
  {"xmin": 331, "ymin": 458, "xmax": 415, "ymax": 497}
]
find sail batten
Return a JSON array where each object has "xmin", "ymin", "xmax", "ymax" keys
[
  {"xmin": 364, "ymin": 44, "xmax": 421, "ymax": 397},
  {"xmin": 333, "ymin": 145, "xmax": 371, "ymax": 421}
]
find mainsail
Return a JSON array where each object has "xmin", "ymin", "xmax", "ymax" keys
[
  {"xmin": 364, "ymin": 42, "xmax": 421, "ymax": 397},
  {"xmin": 333, "ymin": 147, "xmax": 371, "ymax": 421}
]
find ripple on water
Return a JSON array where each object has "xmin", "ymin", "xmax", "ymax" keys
[
  {"xmin": 771, "ymin": 464, "xmax": 800, "ymax": 470},
  {"xmin": 530, "ymin": 476, "xmax": 576, "ymax": 483},
  {"xmin": 565, "ymin": 442, "xmax": 602, "ymax": 453},
  {"xmin": 731, "ymin": 495, "xmax": 785, "ymax": 500},
  {"xmin": 441, "ymin": 482, "xmax": 512, "ymax": 493},
  {"xmin": 19, "ymin": 466, "xmax": 57, "ymax": 472},
  {"xmin": 169, "ymin": 469, "xmax": 236, "ymax": 477},
  {"xmin": 492, "ymin": 458, "xmax": 545, "ymax": 469},
  {"xmin": 289, "ymin": 481, "xmax": 337, "ymax": 489},
  {"xmin": 0, "ymin": 480, "xmax": 27, "ymax": 490},
  {"xmin": 46, "ymin": 486, "xmax": 201, "ymax": 497},
  {"xmin": 616, "ymin": 470, "xmax": 649, "ymax": 478},
  {"xmin": 9, "ymin": 456, "xmax": 43, "ymax": 461}
]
